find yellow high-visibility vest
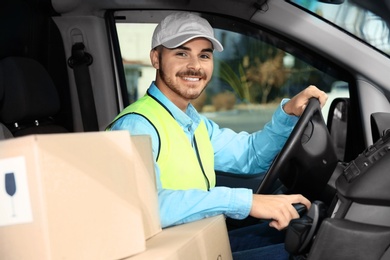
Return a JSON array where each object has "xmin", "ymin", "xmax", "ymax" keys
[{"xmin": 108, "ymin": 94, "xmax": 216, "ymax": 191}]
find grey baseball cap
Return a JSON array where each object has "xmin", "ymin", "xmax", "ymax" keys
[{"xmin": 151, "ymin": 12, "xmax": 224, "ymax": 52}]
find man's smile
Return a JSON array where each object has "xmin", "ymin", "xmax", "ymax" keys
[{"xmin": 182, "ymin": 77, "xmax": 201, "ymax": 82}]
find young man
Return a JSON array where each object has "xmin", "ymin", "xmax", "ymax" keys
[{"xmin": 108, "ymin": 12, "xmax": 327, "ymax": 259}]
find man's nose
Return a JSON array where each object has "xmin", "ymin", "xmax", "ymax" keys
[{"xmin": 186, "ymin": 57, "xmax": 201, "ymax": 70}]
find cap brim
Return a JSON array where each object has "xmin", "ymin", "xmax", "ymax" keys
[{"xmin": 162, "ymin": 34, "xmax": 224, "ymax": 52}]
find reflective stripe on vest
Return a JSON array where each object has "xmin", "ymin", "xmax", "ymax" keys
[{"xmin": 108, "ymin": 93, "xmax": 216, "ymax": 191}]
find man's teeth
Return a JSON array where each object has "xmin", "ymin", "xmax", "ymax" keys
[{"xmin": 183, "ymin": 77, "xmax": 200, "ymax": 81}]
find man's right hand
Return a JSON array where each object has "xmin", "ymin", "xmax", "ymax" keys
[{"xmin": 249, "ymin": 194, "xmax": 311, "ymax": 230}]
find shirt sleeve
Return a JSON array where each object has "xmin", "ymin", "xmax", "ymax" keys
[
  {"xmin": 110, "ymin": 114, "xmax": 254, "ymax": 228},
  {"xmin": 209, "ymin": 99, "xmax": 299, "ymax": 174},
  {"xmin": 158, "ymin": 187, "xmax": 253, "ymax": 228}
]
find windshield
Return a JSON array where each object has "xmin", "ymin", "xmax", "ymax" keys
[{"xmin": 289, "ymin": 0, "xmax": 390, "ymax": 57}]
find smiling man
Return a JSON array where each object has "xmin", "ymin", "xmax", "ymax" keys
[
  {"xmin": 151, "ymin": 40, "xmax": 214, "ymax": 111},
  {"xmin": 108, "ymin": 12, "xmax": 327, "ymax": 260}
]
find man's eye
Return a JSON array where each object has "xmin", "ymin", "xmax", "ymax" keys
[
  {"xmin": 200, "ymin": 54, "xmax": 211, "ymax": 59},
  {"xmin": 176, "ymin": 52, "xmax": 187, "ymax": 57}
]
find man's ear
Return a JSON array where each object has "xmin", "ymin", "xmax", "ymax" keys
[{"xmin": 150, "ymin": 49, "xmax": 159, "ymax": 69}]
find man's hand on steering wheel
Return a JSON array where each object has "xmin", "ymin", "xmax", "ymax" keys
[
  {"xmin": 249, "ymin": 194, "xmax": 311, "ymax": 230},
  {"xmin": 283, "ymin": 85, "xmax": 328, "ymax": 117}
]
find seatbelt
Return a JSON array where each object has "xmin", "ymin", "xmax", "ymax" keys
[{"xmin": 68, "ymin": 42, "xmax": 99, "ymax": 131}]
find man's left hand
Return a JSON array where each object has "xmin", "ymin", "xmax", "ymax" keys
[{"xmin": 283, "ymin": 85, "xmax": 328, "ymax": 116}]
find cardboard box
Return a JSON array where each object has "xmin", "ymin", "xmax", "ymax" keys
[
  {"xmin": 131, "ymin": 135, "xmax": 162, "ymax": 239},
  {"xmin": 127, "ymin": 215, "xmax": 233, "ymax": 260},
  {"xmin": 0, "ymin": 131, "xmax": 160, "ymax": 260}
]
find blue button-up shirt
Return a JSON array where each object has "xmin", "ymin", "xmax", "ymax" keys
[{"xmin": 111, "ymin": 82, "xmax": 298, "ymax": 228}]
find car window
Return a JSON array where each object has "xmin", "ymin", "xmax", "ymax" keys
[
  {"xmin": 114, "ymin": 11, "xmax": 351, "ymax": 133},
  {"xmin": 289, "ymin": 0, "xmax": 390, "ymax": 58}
]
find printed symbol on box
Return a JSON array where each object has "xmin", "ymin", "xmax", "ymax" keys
[
  {"xmin": 5, "ymin": 172, "xmax": 17, "ymax": 217},
  {"xmin": 0, "ymin": 156, "xmax": 33, "ymax": 226}
]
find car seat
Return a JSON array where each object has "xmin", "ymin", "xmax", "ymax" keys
[
  {"xmin": 0, "ymin": 72, "xmax": 13, "ymax": 139},
  {"xmin": 0, "ymin": 123, "xmax": 13, "ymax": 139},
  {"xmin": 0, "ymin": 56, "xmax": 68, "ymax": 137}
]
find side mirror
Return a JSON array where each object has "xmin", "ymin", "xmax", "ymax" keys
[{"xmin": 327, "ymin": 98, "xmax": 349, "ymax": 161}]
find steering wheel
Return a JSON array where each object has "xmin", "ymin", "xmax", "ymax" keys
[{"xmin": 255, "ymin": 98, "xmax": 338, "ymax": 202}]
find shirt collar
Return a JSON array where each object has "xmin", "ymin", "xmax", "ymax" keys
[{"xmin": 147, "ymin": 82, "xmax": 201, "ymax": 129}]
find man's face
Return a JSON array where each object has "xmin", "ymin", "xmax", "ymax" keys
[{"xmin": 151, "ymin": 38, "xmax": 214, "ymax": 110}]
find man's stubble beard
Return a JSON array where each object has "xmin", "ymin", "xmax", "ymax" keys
[{"xmin": 158, "ymin": 66, "xmax": 209, "ymax": 101}]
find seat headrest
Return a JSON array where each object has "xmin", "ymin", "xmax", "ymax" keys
[{"xmin": 0, "ymin": 57, "xmax": 60, "ymax": 124}]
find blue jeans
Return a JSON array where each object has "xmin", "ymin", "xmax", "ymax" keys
[{"xmin": 229, "ymin": 222, "xmax": 289, "ymax": 260}]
